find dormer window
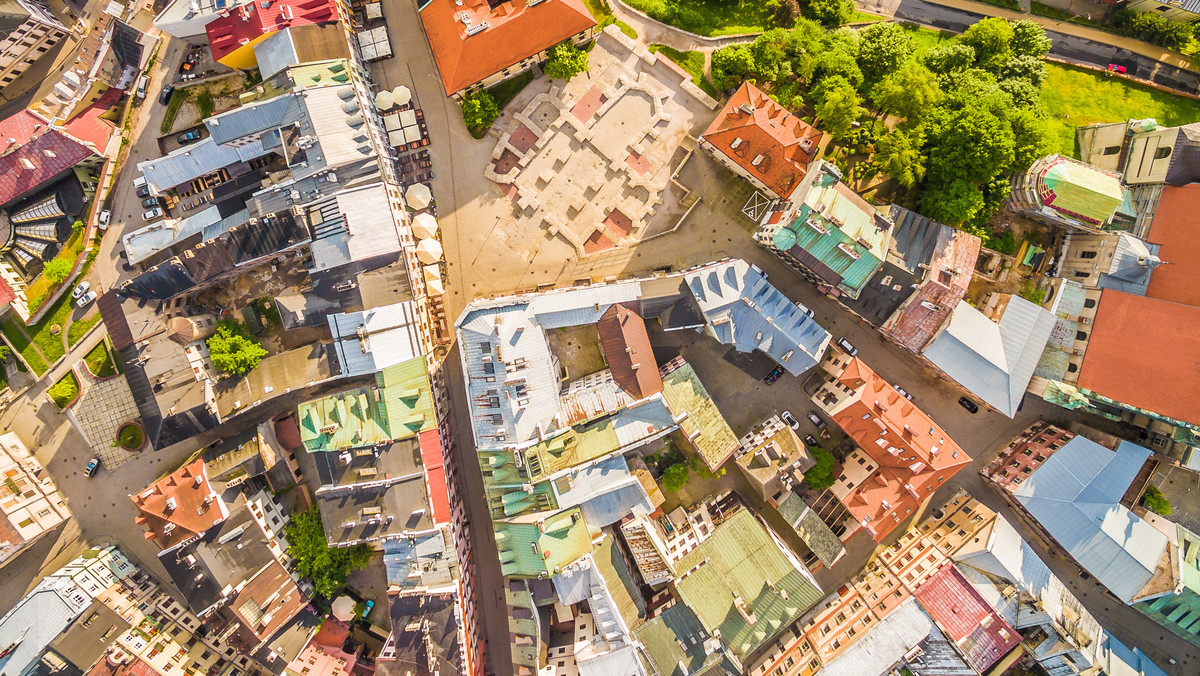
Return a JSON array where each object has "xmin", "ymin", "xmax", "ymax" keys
[{"xmin": 730, "ymin": 137, "xmax": 742, "ymax": 149}]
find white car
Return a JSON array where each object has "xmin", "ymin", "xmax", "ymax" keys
[
  {"xmin": 781, "ymin": 411, "xmax": 800, "ymax": 431},
  {"xmin": 71, "ymin": 281, "xmax": 90, "ymax": 299},
  {"xmin": 142, "ymin": 207, "xmax": 164, "ymax": 221},
  {"xmin": 76, "ymin": 290, "xmax": 97, "ymax": 307},
  {"xmin": 97, "ymin": 210, "xmax": 111, "ymax": 231}
]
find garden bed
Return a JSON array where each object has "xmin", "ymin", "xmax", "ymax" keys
[
  {"xmin": 83, "ymin": 341, "xmax": 119, "ymax": 378},
  {"xmin": 623, "ymin": 0, "xmax": 774, "ymax": 36},
  {"xmin": 49, "ymin": 371, "xmax": 80, "ymax": 410},
  {"xmin": 117, "ymin": 422, "xmax": 145, "ymax": 451}
]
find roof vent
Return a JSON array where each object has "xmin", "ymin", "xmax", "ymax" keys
[
  {"xmin": 738, "ymin": 103, "xmax": 754, "ymax": 115},
  {"xmin": 465, "ymin": 21, "xmax": 489, "ymax": 36},
  {"xmin": 165, "ymin": 497, "xmax": 177, "ymax": 511},
  {"xmin": 19, "ymin": 158, "xmax": 34, "ymax": 171}
]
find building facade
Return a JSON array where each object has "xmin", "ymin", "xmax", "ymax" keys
[{"xmin": 0, "ymin": 0, "xmax": 67, "ymax": 89}]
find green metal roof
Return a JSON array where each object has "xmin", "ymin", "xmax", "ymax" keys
[
  {"xmin": 1041, "ymin": 158, "xmax": 1124, "ymax": 225},
  {"xmin": 494, "ymin": 507, "xmax": 592, "ymax": 578},
  {"xmin": 777, "ymin": 494, "xmax": 845, "ymax": 569},
  {"xmin": 659, "ymin": 361, "xmax": 738, "ymax": 470},
  {"xmin": 673, "ymin": 510, "xmax": 822, "ymax": 663},
  {"xmin": 521, "ymin": 418, "xmax": 622, "ymax": 482},
  {"xmin": 297, "ymin": 356, "xmax": 436, "ymax": 452},
  {"xmin": 634, "ymin": 604, "xmax": 739, "ymax": 676},
  {"xmin": 594, "ymin": 536, "xmax": 646, "ymax": 630}
]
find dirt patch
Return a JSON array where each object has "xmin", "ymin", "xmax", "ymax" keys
[{"xmin": 545, "ymin": 324, "xmax": 607, "ymax": 380}]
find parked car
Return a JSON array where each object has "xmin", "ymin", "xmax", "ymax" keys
[
  {"xmin": 781, "ymin": 411, "xmax": 799, "ymax": 431},
  {"xmin": 176, "ymin": 130, "xmax": 201, "ymax": 144},
  {"xmin": 76, "ymin": 290, "xmax": 97, "ymax": 307},
  {"xmin": 71, "ymin": 281, "xmax": 90, "ymax": 299},
  {"xmin": 141, "ymin": 196, "xmax": 161, "ymax": 209},
  {"xmin": 159, "ymin": 84, "xmax": 175, "ymax": 105},
  {"xmin": 133, "ymin": 175, "xmax": 147, "ymax": 190},
  {"xmin": 85, "ymin": 457, "xmax": 101, "ymax": 478},
  {"xmin": 804, "ymin": 434, "xmax": 819, "ymax": 447},
  {"xmin": 836, "ymin": 337, "xmax": 857, "ymax": 357},
  {"xmin": 135, "ymin": 185, "xmax": 151, "ymax": 199},
  {"xmin": 958, "ymin": 397, "xmax": 979, "ymax": 414},
  {"xmin": 361, "ymin": 600, "xmax": 374, "ymax": 619},
  {"xmin": 796, "ymin": 302, "xmax": 814, "ymax": 317},
  {"xmin": 807, "ymin": 412, "xmax": 825, "ymax": 429},
  {"xmin": 894, "ymin": 385, "xmax": 913, "ymax": 400},
  {"xmin": 135, "ymin": 75, "xmax": 148, "ymax": 100},
  {"xmin": 97, "ymin": 209, "xmax": 111, "ymax": 231},
  {"xmin": 142, "ymin": 207, "xmax": 164, "ymax": 221},
  {"xmin": 763, "ymin": 365, "xmax": 783, "ymax": 385},
  {"xmin": 1107, "ymin": 63, "xmax": 1127, "ymax": 74}
]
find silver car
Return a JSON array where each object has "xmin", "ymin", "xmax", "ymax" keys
[{"xmin": 142, "ymin": 207, "xmax": 164, "ymax": 221}]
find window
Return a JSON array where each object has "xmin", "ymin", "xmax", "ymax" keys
[
  {"xmin": 1102, "ymin": 145, "xmax": 1120, "ymax": 155},
  {"xmin": 1154, "ymin": 147, "xmax": 1172, "ymax": 160},
  {"xmin": 1084, "ymin": 298, "xmax": 1097, "ymax": 309},
  {"xmin": 1073, "ymin": 271, "xmax": 1090, "ymax": 278},
  {"xmin": 1076, "ymin": 330, "xmax": 1088, "ymax": 341},
  {"xmin": 1077, "ymin": 250, "xmax": 1097, "ymax": 259},
  {"xmin": 1067, "ymin": 363, "xmax": 1079, "ymax": 374},
  {"xmin": 1153, "ymin": 436, "xmax": 1167, "ymax": 448}
]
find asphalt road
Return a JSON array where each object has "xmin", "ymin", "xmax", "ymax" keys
[{"xmin": 893, "ymin": 0, "xmax": 1200, "ymax": 94}]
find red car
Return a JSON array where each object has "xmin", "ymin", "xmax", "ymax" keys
[{"xmin": 1107, "ymin": 63, "xmax": 1127, "ymax": 74}]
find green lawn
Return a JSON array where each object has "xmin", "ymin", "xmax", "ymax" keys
[
  {"xmin": 582, "ymin": 0, "xmax": 639, "ymax": 38},
  {"xmin": 1042, "ymin": 63, "xmax": 1200, "ymax": 156},
  {"xmin": 488, "ymin": 71, "xmax": 535, "ymax": 112},
  {"xmin": 48, "ymin": 371, "xmax": 79, "ymax": 409},
  {"xmin": 624, "ymin": 0, "xmax": 774, "ymax": 36},
  {"xmin": 67, "ymin": 313, "xmax": 102, "ymax": 347},
  {"xmin": 84, "ymin": 341, "xmax": 118, "ymax": 378},
  {"xmin": 649, "ymin": 45, "xmax": 718, "ymax": 97},
  {"xmin": 25, "ymin": 230, "xmax": 85, "ymax": 313},
  {"xmin": 0, "ymin": 321, "xmax": 48, "ymax": 376},
  {"xmin": 904, "ymin": 24, "xmax": 954, "ymax": 56}
]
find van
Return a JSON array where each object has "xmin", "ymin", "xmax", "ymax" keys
[
  {"xmin": 135, "ymin": 75, "xmax": 148, "ymax": 100},
  {"xmin": 132, "ymin": 175, "xmax": 147, "ymax": 190}
]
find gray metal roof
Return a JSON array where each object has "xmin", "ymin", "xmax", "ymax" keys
[
  {"xmin": 0, "ymin": 578, "xmax": 88, "ymax": 676},
  {"xmin": 554, "ymin": 454, "xmax": 653, "ymax": 528},
  {"xmin": 923, "ymin": 296, "xmax": 1057, "ymax": 417},
  {"xmin": 205, "ymin": 92, "xmax": 302, "ymax": 146},
  {"xmin": 137, "ymin": 137, "xmax": 269, "ymax": 193},
  {"xmin": 1013, "ymin": 437, "xmax": 1167, "ymax": 604},
  {"xmin": 328, "ymin": 301, "xmax": 422, "ymax": 377},
  {"xmin": 819, "ymin": 598, "xmax": 934, "ymax": 676},
  {"xmin": 1099, "ymin": 233, "xmax": 1161, "ymax": 296},
  {"xmin": 684, "ymin": 259, "xmax": 831, "ymax": 376}
]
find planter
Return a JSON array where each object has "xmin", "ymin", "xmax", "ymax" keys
[{"xmin": 116, "ymin": 422, "xmax": 146, "ymax": 452}]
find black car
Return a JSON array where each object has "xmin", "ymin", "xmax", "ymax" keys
[
  {"xmin": 804, "ymin": 434, "xmax": 819, "ymax": 447},
  {"xmin": 176, "ymin": 130, "xmax": 201, "ymax": 144},
  {"xmin": 958, "ymin": 397, "xmax": 979, "ymax": 414},
  {"xmin": 135, "ymin": 185, "xmax": 151, "ymax": 199},
  {"xmin": 764, "ymin": 365, "xmax": 783, "ymax": 385},
  {"xmin": 141, "ymin": 196, "xmax": 161, "ymax": 209},
  {"xmin": 159, "ymin": 84, "xmax": 175, "ymax": 105}
]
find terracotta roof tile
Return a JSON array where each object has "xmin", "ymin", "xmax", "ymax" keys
[
  {"xmin": 1078, "ymin": 290, "xmax": 1200, "ymax": 427},
  {"xmin": 419, "ymin": 429, "xmax": 451, "ymax": 526},
  {"xmin": 1145, "ymin": 184, "xmax": 1200, "ymax": 307},
  {"xmin": 701, "ymin": 82, "xmax": 822, "ymax": 199},
  {"xmin": 419, "ymin": 0, "xmax": 596, "ymax": 96},
  {"xmin": 914, "ymin": 565, "xmax": 1021, "ymax": 672},
  {"xmin": 0, "ymin": 110, "xmax": 97, "ymax": 207},
  {"xmin": 597, "ymin": 302, "xmax": 662, "ymax": 399},
  {"xmin": 130, "ymin": 458, "xmax": 228, "ymax": 551},
  {"xmin": 0, "ymin": 275, "xmax": 14, "ymax": 309},
  {"xmin": 206, "ymin": 0, "xmax": 338, "ymax": 62}
]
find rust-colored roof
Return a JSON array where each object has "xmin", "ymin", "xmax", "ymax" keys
[
  {"xmin": 701, "ymin": 82, "xmax": 822, "ymax": 199},
  {"xmin": 597, "ymin": 302, "xmax": 662, "ymax": 399},
  {"xmin": 830, "ymin": 359, "xmax": 971, "ymax": 541},
  {"xmin": 419, "ymin": 428, "xmax": 451, "ymax": 526},
  {"xmin": 231, "ymin": 561, "xmax": 306, "ymax": 643},
  {"xmin": 1145, "ymin": 184, "xmax": 1200, "ymax": 307},
  {"xmin": 419, "ymin": 0, "xmax": 595, "ymax": 96},
  {"xmin": 130, "ymin": 458, "xmax": 228, "ymax": 551},
  {"xmin": 1078, "ymin": 290, "xmax": 1200, "ymax": 427},
  {"xmin": 206, "ymin": 0, "xmax": 338, "ymax": 62}
]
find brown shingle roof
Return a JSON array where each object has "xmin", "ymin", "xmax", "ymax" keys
[
  {"xmin": 701, "ymin": 82, "xmax": 822, "ymax": 199},
  {"xmin": 130, "ymin": 458, "xmax": 228, "ymax": 551},
  {"xmin": 231, "ymin": 561, "xmax": 306, "ymax": 645},
  {"xmin": 597, "ymin": 302, "xmax": 662, "ymax": 400},
  {"xmin": 419, "ymin": 0, "xmax": 595, "ymax": 96}
]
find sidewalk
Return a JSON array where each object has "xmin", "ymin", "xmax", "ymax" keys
[{"xmin": 894, "ymin": 0, "xmax": 1197, "ymax": 73}]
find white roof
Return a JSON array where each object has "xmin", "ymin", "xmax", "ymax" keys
[
  {"xmin": 922, "ymin": 296, "xmax": 1057, "ymax": 416},
  {"xmin": 122, "ymin": 205, "xmax": 223, "ymax": 265},
  {"xmin": 309, "ymin": 182, "xmax": 404, "ymax": 272},
  {"xmin": 554, "ymin": 454, "xmax": 653, "ymax": 528},
  {"xmin": 1013, "ymin": 437, "xmax": 1167, "ymax": 604},
  {"xmin": 328, "ymin": 301, "xmax": 422, "ymax": 377},
  {"xmin": 0, "ymin": 578, "xmax": 90, "ymax": 676},
  {"xmin": 551, "ymin": 555, "xmax": 646, "ymax": 676},
  {"xmin": 819, "ymin": 598, "xmax": 934, "ymax": 676}
]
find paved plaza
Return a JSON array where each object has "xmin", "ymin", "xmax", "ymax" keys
[
  {"xmin": 484, "ymin": 26, "xmax": 718, "ymax": 257},
  {"xmin": 67, "ymin": 368, "xmax": 142, "ymax": 470}
]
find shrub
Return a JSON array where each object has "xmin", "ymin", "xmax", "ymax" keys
[
  {"xmin": 1019, "ymin": 280, "xmax": 1047, "ymax": 304},
  {"xmin": 544, "ymin": 42, "xmax": 589, "ymax": 80},
  {"xmin": 775, "ymin": 0, "xmax": 801, "ymax": 27},
  {"xmin": 42, "ymin": 259, "xmax": 73, "ymax": 283},
  {"xmin": 72, "ymin": 219, "xmax": 85, "ymax": 233},
  {"xmin": 461, "ymin": 91, "xmax": 499, "ymax": 133},
  {"xmin": 1142, "ymin": 485, "xmax": 1172, "ymax": 516},
  {"xmin": 985, "ymin": 230, "xmax": 1017, "ymax": 255},
  {"xmin": 1111, "ymin": 9, "xmax": 1194, "ymax": 51},
  {"xmin": 48, "ymin": 372, "xmax": 79, "ymax": 409},
  {"xmin": 661, "ymin": 463, "xmax": 690, "ymax": 492},
  {"xmin": 804, "ymin": 447, "xmax": 837, "ymax": 490},
  {"xmin": 206, "ymin": 320, "xmax": 267, "ymax": 377},
  {"xmin": 117, "ymin": 423, "xmax": 143, "ymax": 450}
]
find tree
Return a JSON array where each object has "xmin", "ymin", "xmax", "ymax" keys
[
  {"xmin": 72, "ymin": 219, "xmax": 85, "ymax": 233},
  {"xmin": 815, "ymin": 81, "xmax": 864, "ymax": 140},
  {"xmin": 999, "ymin": 54, "xmax": 1047, "ymax": 88},
  {"xmin": 711, "ymin": 44, "xmax": 756, "ymax": 89},
  {"xmin": 206, "ymin": 320, "xmax": 267, "ymax": 377},
  {"xmin": 775, "ymin": 0, "xmax": 801, "ymax": 28},
  {"xmin": 803, "ymin": 0, "xmax": 853, "ymax": 26},
  {"xmin": 1010, "ymin": 20, "xmax": 1052, "ymax": 57},
  {"xmin": 812, "ymin": 46, "xmax": 863, "ymax": 89},
  {"xmin": 461, "ymin": 91, "xmax": 498, "ymax": 132},
  {"xmin": 961, "ymin": 17, "xmax": 1014, "ymax": 64},
  {"xmin": 284, "ymin": 506, "xmax": 374, "ymax": 598},
  {"xmin": 924, "ymin": 43, "xmax": 976, "ymax": 75},
  {"xmin": 42, "ymin": 258, "xmax": 72, "ymax": 283},
  {"xmin": 997, "ymin": 78, "xmax": 1041, "ymax": 109},
  {"xmin": 752, "ymin": 31, "xmax": 794, "ymax": 83},
  {"xmin": 543, "ymin": 42, "xmax": 588, "ymax": 80},
  {"xmin": 1010, "ymin": 108, "xmax": 1057, "ymax": 169},
  {"xmin": 804, "ymin": 447, "xmax": 836, "ymax": 490},
  {"xmin": 1142, "ymin": 486, "xmax": 1172, "ymax": 516},
  {"xmin": 872, "ymin": 60, "xmax": 942, "ymax": 120},
  {"xmin": 921, "ymin": 177, "xmax": 986, "ymax": 226},
  {"xmin": 856, "ymin": 22, "xmax": 913, "ymax": 84},
  {"xmin": 875, "ymin": 128, "xmax": 926, "ymax": 189},
  {"xmin": 660, "ymin": 463, "xmax": 690, "ymax": 492},
  {"xmin": 927, "ymin": 105, "xmax": 1015, "ymax": 185},
  {"xmin": 0, "ymin": 345, "xmax": 10, "ymax": 361}
]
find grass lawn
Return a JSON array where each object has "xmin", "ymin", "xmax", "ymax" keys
[
  {"xmin": 67, "ymin": 313, "xmax": 102, "ymax": 347},
  {"xmin": 624, "ymin": 0, "xmax": 774, "ymax": 36},
  {"xmin": 117, "ymin": 423, "xmax": 143, "ymax": 449},
  {"xmin": 581, "ymin": 0, "xmax": 638, "ymax": 38},
  {"xmin": 0, "ymin": 321, "xmax": 48, "ymax": 376},
  {"xmin": 488, "ymin": 70, "xmax": 536, "ymax": 112},
  {"xmin": 1042, "ymin": 63, "xmax": 1200, "ymax": 156},
  {"xmin": 649, "ymin": 45, "xmax": 718, "ymax": 97},
  {"xmin": 84, "ymin": 341, "xmax": 118, "ymax": 378},
  {"xmin": 904, "ymin": 24, "xmax": 954, "ymax": 56},
  {"xmin": 161, "ymin": 87, "xmax": 190, "ymax": 134},
  {"xmin": 48, "ymin": 371, "xmax": 79, "ymax": 409},
  {"xmin": 25, "ymin": 230, "xmax": 86, "ymax": 313}
]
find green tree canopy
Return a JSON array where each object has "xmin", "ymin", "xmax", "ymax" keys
[
  {"xmin": 1142, "ymin": 486, "xmax": 1173, "ymax": 516},
  {"xmin": 544, "ymin": 42, "xmax": 589, "ymax": 80},
  {"xmin": 661, "ymin": 463, "xmax": 690, "ymax": 492},
  {"xmin": 856, "ymin": 22, "xmax": 914, "ymax": 84},
  {"xmin": 875, "ymin": 127, "xmax": 927, "ymax": 189},
  {"xmin": 961, "ymin": 17, "xmax": 1014, "ymax": 64},
  {"xmin": 872, "ymin": 59, "xmax": 942, "ymax": 120},
  {"xmin": 816, "ymin": 80, "xmax": 864, "ymax": 140},
  {"xmin": 751, "ymin": 32, "xmax": 794, "ymax": 83},
  {"xmin": 461, "ymin": 91, "xmax": 499, "ymax": 131},
  {"xmin": 804, "ymin": 447, "xmax": 837, "ymax": 490},
  {"xmin": 206, "ymin": 320, "xmax": 267, "ymax": 377},
  {"xmin": 1010, "ymin": 108, "xmax": 1057, "ymax": 169},
  {"xmin": 711, "ymin": 44, "xmax": 756, "ymax": 89},
  {"xmin": 42, "ymin": 258, "xmax": 73, "ymax": 283},
  {"xmin": 921, "ymin": 177, "xmax": 986, "ymax": 227},
  {"xmin": 803, "ymin": 0, "xmax": 854, "ymax": 26},
  {"xmin": 1010, "ymin": 19, "xmax": 1052, "ymax": 57},
  {"xmin": 999, "ymin": 54, "xmax": 1047, "ymax": 88},
  {"xmin": 927, "ymin": 105, "xmax": 1015, "ymax": 185},
  {"xmin": 284, "ymin": 506, "xmax": 375, "ymax": 598},
  {"xmin": 998, "ymin": 78, "xmax": 1041, "ymax": 109},
  {"xmin": 813, "ymin": 45, "xmax": 863, "ymax": 89},
  {"xmin": 924, "ymin": 43, "xmax": 976, "ymax": 75}
]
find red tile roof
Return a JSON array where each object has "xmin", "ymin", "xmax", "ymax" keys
[
  {"xmin": 0, "ymin": 275, "xmax": 15, "ymax": 309},
  {"xmin": 62, "ymin": 87, "xmax": 121, "ymax": 152},
  {"xmin": 830, "ymin": 358, "xmax": 971, "ymax": 541},
  {"xmin": 231, "ymin": 561, "xmax": 306, "ymax": 644},
  {"xmin": 0, "ymin": 110, "xmax": 97, "ymax": 207},
  {"xmin": 597, "ymin": 302, "xmax": 662, "ymax": 400},
  {"xmin": 1145, "ymin": 184, "xmax": 1200, "ymax": 307},
  {"xmin": 420, "ymin": 0, "xmax": 595, "ymax": 96},
  {"xmin": 419, "ymin": 428, "xmax": 451, "ymax": 526},
  {"xmin": 206, "ymin": 0, "xmax": 338, "ymax": 62},
  {"xmin": 1078, "ymin": 290, "xmax": 1200, "ymax": 427},
  {"xmin": 914, "ymin": 565, "xmax": 1021, "ymax": 673},
  {"xmin": 701, "ymin": 82, "xmax": 822, "ymax": 199},
  {"xmin": 130, "ymin": 458, "xmax": 228, "ymax": 551}
]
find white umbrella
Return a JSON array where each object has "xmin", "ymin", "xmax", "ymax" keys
[
  {"xmin": 412, "ymin": 213, "xmax": 439, "ymax": 239},
  {"xmin": 415, "ymin": 238, "xmax": 443, "ymax": 264},
  {"xmin": 405, "ymin": 183, "xmax": 431, "ymax": 210},
  {"xmin": 423, "ymin": 263, "xmax": 440, "ymax": 283},
  {"xmin": 331, "ymin": 596, "xmax": 356, "ymax": 622},
  {"xmin": 425, "ymin": 276, "xmax": 444, "ymax": 296},
  {"xmin": 392, "ymin": 85, "xmax": 411, "ymax": 106},
  {"xmin": 375, "ymin": 89, "xmax": 394, "ymax": 111}
]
